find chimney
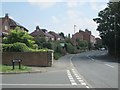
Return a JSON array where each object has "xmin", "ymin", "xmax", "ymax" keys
[
  {"xmin": 79, "ymin": 29, "xmax": 83, "ymax": 33},
  {"xmin": 36, "ymin": 26, "xmax": 40, "ymax": 31},
  {"xmin": 85, "ymin": 29, "xmax": 91, "ymax": 35},
  {"xmin": 5, "ymin": 13, "xmax": 9, "ymax": 19}
]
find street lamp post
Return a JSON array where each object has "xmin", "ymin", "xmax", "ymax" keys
[{"xmin": 74, "ymin": 25, "xmax": 76, "ymax": 46}]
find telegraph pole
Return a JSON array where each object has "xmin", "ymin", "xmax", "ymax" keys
[{"xmin": 74, "ymin": 25, "xmax": 76, "ymax": 46}]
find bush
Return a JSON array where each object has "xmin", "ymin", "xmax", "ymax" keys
[
  {"xmin": 2, "ymin": 43, "xmax": 51, "ymax": 52},
  {"xmin": 2, "ymin": 44, "xmax": 13, "ymax": 52},
  {"xmin": 65, "ymin": 43, "xmax": 75, "ymax": 54},
  {"xmin": 2, "ymin": 27, "xmax": 35, "ymax": 48},
  {"xmin": 55, "ymin": 45, "xmax": 63, "ymax": 54},
  {"xmin": 54, "ymin": 52, "xmax": 62, "ymax": 60},
  {"xmin": 2, "ymin": 43, "xmax": 29, "ymax": 52},
  {"xmin": 12, "ymin": 42, "xmax": 29, "ymax": 52},
  {"xmin": 32, "ymin": 44, "xmax": 38, "ymax": 49},
  {"xmin": 42, "ymin": 42, "xmax": 53, "ymax": 49}
]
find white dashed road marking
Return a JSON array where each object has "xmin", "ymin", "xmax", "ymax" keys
[
  {"xmin": 67, "ymin": 70, "xmax": 77, "ymax": 85},
  {"xmin": 71, "ymin": 69, "xmax": 90, "ymax": 88},
  {"xmin": 105, "ymin": 64, "xmax": 114, "ymax": 68},
  {"xmin": 87, "ymin": 55, "xmax": 95, "ymax": 61},
  {"xmin": 69, "ymin": 56, "xmax": 91, "ymax": 88}
]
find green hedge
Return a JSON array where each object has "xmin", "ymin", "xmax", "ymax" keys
[
  {"xmin": 2, "ymin": 43, "xmax": 29, "ymax": 52},
  {"xmin": 2, "ymin": 43, "xmax": 51, "ymax": 52}
]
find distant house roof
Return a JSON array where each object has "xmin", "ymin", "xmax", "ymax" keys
[
  {"xmin": 45, "ymin": 32, "xmax": 54, "ymax": 38},
  {"xmin": 0, "ymin": 14, "xmax": 28, "ymax": 33},
  {"xmin": 30, "ymin": 26, "xmax": 45, "ymax": 37},
  {"xmin": 49, "ymin": 31, "xmax": 63, "ymax": 39},
  {"xmin": 30, "ymin": 26, "xmax": 54, "ymax": 38},
  {"xmin": 41, "ymin": 29, "xmax": 47, "ymax": 33}
]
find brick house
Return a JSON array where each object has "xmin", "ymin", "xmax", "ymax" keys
[
  {"xmin": 30, "ymin": 26, "xmax": 54, "ymax": 41},
  {"xmin": 72, "ymin": 29, "xmax": 96, "ymax": 47},
  {"xmin": 0, "ymin": 14, "xmax": 28, "ymax": 37},
  {"xmin": 72, "ymin": 30, "xmax": 84, "ymax": 46}
]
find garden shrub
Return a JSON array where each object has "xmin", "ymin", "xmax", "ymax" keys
[
  {"xmin": 65, "ymin": 43, "xmax": 75, "ymax": 54},
  {"xmin": 2, "ymin": 43, "xmax": 29, "ymax": 52}
]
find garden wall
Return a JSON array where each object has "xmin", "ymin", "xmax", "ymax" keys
[{"xmin": 2, "ymin": 51, "xmax": 53, "ymax": 67}]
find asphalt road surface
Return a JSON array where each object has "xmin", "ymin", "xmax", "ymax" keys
[
  {"xmin": 71, "ymin": 50, "xmax": 118, "ymax": 88},
  {"xmin": 2, "ymin": 50, "xmax": 119, "ymax": 89}
]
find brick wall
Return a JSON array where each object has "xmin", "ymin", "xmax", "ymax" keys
[{"xmin": 2, "ymin": 51, "xmax": 53, "ymax": 67}]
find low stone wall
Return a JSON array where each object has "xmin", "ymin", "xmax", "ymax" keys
[{"xmin": 2, "ymin": 51, "xmax": 53, "ymax": 67}]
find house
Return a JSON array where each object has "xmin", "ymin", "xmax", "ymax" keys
[
  {"xmin": 30, "ymin": 26, "xmax": 54, "ymax": 41},
  {"xmin": 72, "ymin": 30, "xmax": 84, "ymax": 46},
  {"xmin": 0, "ymin": 14, "xmax": 28, "ymax": 37},
  {"xmin": 72, "ymin": 30, "xmax": 84, "ymax": 41},
  {"xmin": 49, "ymin": 31, "xmax": 64, "ymax": 41},
  {"xmin": 90, "ymin": 35, "xmax": 96, "ymax": 47},
  {"xmin": 83, "ymin": 29, "xmax": 91, "ymax": 43},
  {"xmin": 72, "ymin": 29, "xmax": 96, "ymax": 47},
  {"xmin": 95, "ymin": 37, "xmax": 102, "ymax": 48},
  {"xmin": 95, "ymin": 38, "xmax": 102, "ymax": 45}
]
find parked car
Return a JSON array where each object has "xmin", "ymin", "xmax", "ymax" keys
[{"xmin": 100, "ymin": 48, "xmax": 105, "ymax": 51}]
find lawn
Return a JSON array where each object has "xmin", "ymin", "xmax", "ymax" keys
[{"xmin": 0, "ymin": 65, "xmax": 31, "ymax": 73}]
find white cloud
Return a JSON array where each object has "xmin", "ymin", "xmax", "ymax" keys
[
  {"xmin": 90, "ymin": 0, "xmax": 108, "ymax": 11},
  {"xmin": 53, "ymin": 9, "xmax": 99, "ymax": 37},
  {"xmin": 52, "ymin": 16, "xmax": 60, "ymax": 23},
  {"xmin": 27, "ymin": 0, "xmax": 58, "ymax": 9},
  {"xmin": 67, "ymin": 10, "xmax": 78, "ymax": 19},
  {"xmin": 67, "ymin": 0, "xmax": 78, "ymax": 8},
  {"xmin": 27, "ymin": 0, "xmax": 103, "ymax": 37}
]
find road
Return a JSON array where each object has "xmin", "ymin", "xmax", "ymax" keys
[
  {"xmin": 2, "ymin": 50, "xmax": 118, "ymax": 89},
  {"xmin": 71, "ymin": 50, "xmax": 118, "ymax": 88}
]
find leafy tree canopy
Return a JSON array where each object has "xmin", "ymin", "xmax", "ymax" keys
[
  {"xmin": 93, "ymin": 1, "xmax": 120, "ymax": 55},
  {"xmin": 3, "ymin": 27, "xmax": 35, "ymax": 48}
]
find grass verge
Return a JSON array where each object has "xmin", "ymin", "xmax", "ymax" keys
[{"xmin": 0, "ymin": 65, "xmax": 31, "ymax": 73}]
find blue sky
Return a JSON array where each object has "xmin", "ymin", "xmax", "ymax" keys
[{"xmin": 1, "ymin": 0, "xmax": 109, "ymax": 37}]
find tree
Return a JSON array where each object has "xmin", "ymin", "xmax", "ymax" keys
[
  {"xmin": 65, "ymin": 43, "xmax": 75, "ymax": 54},
  {"xmin": 93, "ymin": 1, "xmax": 120, "ymax": 56},
  {"xmin": 59, "ymin": 32, "xmax": 65, "ymax": 39},
  {"xmin": 3, "ymin": 27, "xmax": 35, "ymax": 48},
  {"xmin": 68, "ymin": 33, "xmax": 71, "ymax": 38},
  {"xmin": 76, "ymin": 39, "xmax": 88, "ymax": 47}
]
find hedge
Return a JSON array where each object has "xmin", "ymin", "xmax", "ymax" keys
[{"xmin": 2, "ymin": 43, "xmax": 51, "ymax": 52}]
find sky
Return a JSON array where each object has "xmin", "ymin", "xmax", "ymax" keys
[{"xmin": 1, "ymin": 0, "xmax": 110, "ymax": 37}]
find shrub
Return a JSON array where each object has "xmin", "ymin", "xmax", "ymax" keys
[
  {"xmin": 55, "ymin": 45, "xmax": 63, "ymax": 54},
  {"xmin": 65, "ymin": 43, "xmax": 75, "ymax": 54},
  {"xmin": 42, "ymin": 42, "xmax": 53, "ymax": 49},
  {"xmin": 2, "ymin": 44, "xmax": 13, "ymax": 52},
  {"xmin": 12, "ymin": 42, "xmax": 29, "ymax": 52},
  {"xmin": 32, "ymin": 44, "xmax": 38, "ymax": 49},
  {"xmin": 2, "ymin": 43, "xmax": 29, "ymax": 52},
  {"xmin": 54, "ymin": 52, "xmax": 62, "ymax": 60},
  {"xmin": 2, "ymin": 27, "xmax": 35, "ymax": 48}
]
